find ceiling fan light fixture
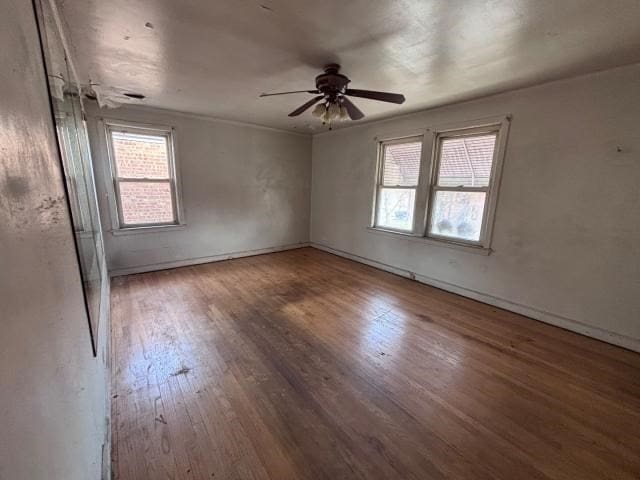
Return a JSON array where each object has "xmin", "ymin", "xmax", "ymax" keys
[{"xmin": 260, "ymin": 64, "xmax": 405, "ymax": 124}]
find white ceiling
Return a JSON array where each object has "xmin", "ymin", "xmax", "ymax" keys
[{"xmin": 58, "ymin": 0, "xmax": 640, "ymax": 133}]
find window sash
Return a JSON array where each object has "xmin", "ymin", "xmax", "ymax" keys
[
  {"xmin": 374, "ymin": 186, "xmax": 417, "ymax": 232},
  {"xmin": 427, "ymin": 185, "xmax": 490, "ymax": 246},
  {"xmin": 377, "ymin": 185, "xmax": 420, "ymax": 190},
  {"xmin": 116, "ymin": 177, "xmax": 173, "ymax": 184},
  {"xmin": 112, "ymin": 178, "xmax": 178, "ymax": 228},
  {"xmin": 426, "ymin": 190, "xmax": 489, "ymax": 246},
  {"xmin": 378, "ymin": 135, "xmax": 423, "ymax": 188},
  {"xmin": 105, "ymin": 122, "xmax": 180, "ymax": 229},
  {"xmin": 430, "ymin": 185, "xmax": 489, "ymax": 193},
  {"xmin": 434, "ymin": 131, "xmax": 498, "ymax": 189}
]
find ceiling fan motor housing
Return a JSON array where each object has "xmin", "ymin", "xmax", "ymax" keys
[{"xmin": 315, "ymin": 64, "xmax": 350, "ymax": 100}]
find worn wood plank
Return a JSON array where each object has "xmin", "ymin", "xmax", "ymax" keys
[{"xmin": 111, "ymin": 247, "xmax": 640, "ymax": 480}]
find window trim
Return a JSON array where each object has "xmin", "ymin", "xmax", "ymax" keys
[
  {"xmin": 369, "ymin": 115, "xmax": 511, "ymax": 253},
  {"xmin": 100, "ymin": 118, "xmax": 185, "ymax": 233}
]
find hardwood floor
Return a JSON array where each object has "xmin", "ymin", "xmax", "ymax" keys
[{"xmin": 110, "ymin": 247, "xmax": 640, "ymax": 480}]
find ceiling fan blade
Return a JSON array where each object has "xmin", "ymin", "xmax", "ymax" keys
[
  {"xmin": 260, "ymin": 90, "xmax": 319, "ymax": 97},
  {"xmin": 288, "ymin": 95, "xmax": 325, "ymax": 117},
  {"xmin": 345, "ymin": 89, "xmax": 405, "ymax": 104},
  {"xmin": 340, "ymin": 96, "xmax": 365, "ymax": 120}
]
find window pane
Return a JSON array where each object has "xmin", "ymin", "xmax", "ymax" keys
[
  {"xmin": 429, "ymin": 191, "xmax": 486, "ymax": 241},
  {"xmin": 437, "ymin": 134, "xmax": 496, "ymax": 187},
  {"xmin": 376, "ymin": 188, "xmax": 415, "ymax": 231},
  {"xmin": 111, "ymin": 131, "xmax": 170, "ymax": 179},
  {"xmin": 382, "ymin": 141, "xmax": 422, "ymax": 186},
  {"xmin": 119, "ymin": 182, "xmax": 175, "ymax": 225}
]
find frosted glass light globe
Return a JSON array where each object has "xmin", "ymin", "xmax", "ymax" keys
[
  {"xmin": 328, "ymin": 102, "xmax": 341, "ymax": 120},
  {"xmin": 312, "ymin": 103, "xmax": 326, "ymax": 118}
]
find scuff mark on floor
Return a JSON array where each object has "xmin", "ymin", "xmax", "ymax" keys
[{"xmin": 171, "ymin": 365, "xmax": 191, "ymax": 376}]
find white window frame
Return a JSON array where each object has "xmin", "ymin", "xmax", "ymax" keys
[
  {"xmin": 372, "ymin": 135, "xmax": 428, "ymax": 233},
  {"xmin": 369, "ymin": 115, "xmax": 510, "ymax": 253},
  {"xmin": 101, "ymin": 119, "xmax": 185, "ymax": 233}
]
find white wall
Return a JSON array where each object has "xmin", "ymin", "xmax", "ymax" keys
[
  {"xmin": 0, "ymin": 0, "xmax": 109, "ymax": 478},
  {"xmin": 311, "ymin": 63, "xmax": 640, "ymax": 351},
  {"xmin": 86, "ymin": 105, "xmax": 312, "ymax": 274}
]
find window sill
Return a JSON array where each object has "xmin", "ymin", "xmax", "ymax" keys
[
  {"xmin": 367, "ymin": 227, "xmax": 492, "ymax": 256},
  {"xmin": 110, "ymin": 223, "xmax": 186, "ymax": 236}
]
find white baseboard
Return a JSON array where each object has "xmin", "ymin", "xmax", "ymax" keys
[
  {"xmin": 310, "ymin": 242, "xmax": 640, "ymax": 353},
  {"xmin": 109, "ymin": 242, "xmax": 310, "ymax": 277}
]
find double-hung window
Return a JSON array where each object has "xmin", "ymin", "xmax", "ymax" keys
[
  {"xmin": 104, "ymin": 121, "xmax": 183, "ymax": 231},
  {"xmin": 371, "ymin": 116, "xmax": 510, "ymax": 251},
  {"xmin": 373, "ymin": 137, "xmax": 424, "ymax": 232}
]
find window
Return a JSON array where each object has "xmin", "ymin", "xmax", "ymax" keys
[
  {"xmin": 428, "ymin": 131, "xmax": 498, "ymax": 243},
  {"xmin": 373, "ymin": 137, "xmax": 423, "ymax": 231},
  {"xmin": 371, "ymin": 116, "xmax": 510, "ymax": 251},
  {"xmin": 104, "ymin": 121, "xmax": 182, "ymax": 230}
]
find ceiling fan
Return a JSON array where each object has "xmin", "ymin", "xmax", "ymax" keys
[{"xmin": 259, "ymin": 64, "xmax": 405, "ymax": 123}]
